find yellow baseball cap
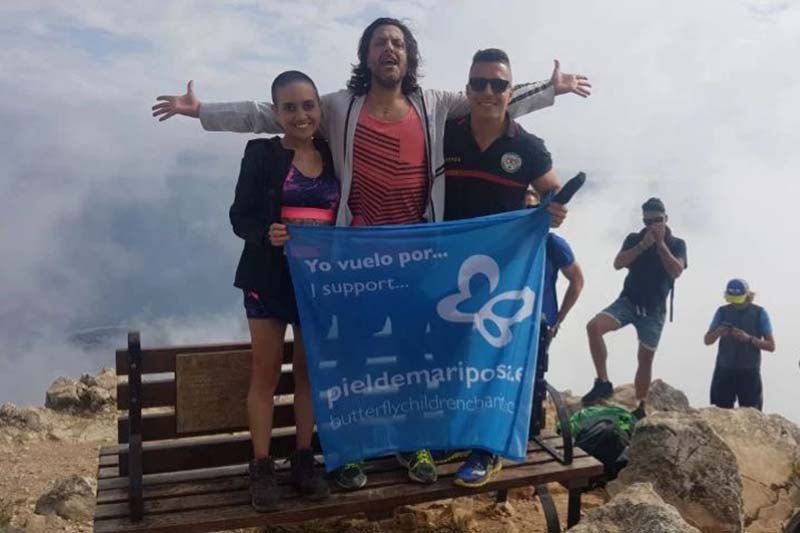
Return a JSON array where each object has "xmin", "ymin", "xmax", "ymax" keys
[{"xmin": 724, "ymin": 278, "xmax": 749, "ymax": 304}]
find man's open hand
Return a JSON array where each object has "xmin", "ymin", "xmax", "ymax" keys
[
  {"xmin": 551, "ymin": 60, "xmax": 591, "ymax": 98},
  {"xmin": 152, "ymin": 80, "xmax": 201, "ymax": 121}
]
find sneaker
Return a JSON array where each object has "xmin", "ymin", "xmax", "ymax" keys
[
  {"xmin": 431, "ymin": 449, "xmax": 470, "ymax": 465},
  {"xmin": 249, "ymin": 457, "xmax": 279, "ymax": 512},
  {"xmin": 581, "ymin": 378, "xmax": 614, "ymax": 405},
  {"xmin": 334, "ymin": 462, "xmax": 367, "ymax": 491},
  {"xmin": 406, "ymin": 449, "xmax": 438, "ymax": 484},
  {"xmin": 631, "ymin": 402, "xmax": 647, "ymax": 420},
  {"xmin": 290, "ymin": 449, "xmax": 330, "ymax": 500},
  {"xmin": 454, "ymin": 450, "xmax": 502, "ymax": 488}
]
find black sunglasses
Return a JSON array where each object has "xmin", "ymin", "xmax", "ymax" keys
[
  {"xmin": 643, "ymin": 216, "xmax": 665, "ymax": 225},
  {"xmin": 468, "ymin": 77, "xmax": 510, "ymax": 93}
]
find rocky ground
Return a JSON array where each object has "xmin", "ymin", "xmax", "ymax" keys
[{"xmin": 1, "ymin": 372, "xmax": 798, "ymax": 532}]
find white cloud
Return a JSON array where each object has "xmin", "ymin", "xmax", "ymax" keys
[{"xmin": 0, "ymin": 1, "xmax": 798, "ymax": 422}]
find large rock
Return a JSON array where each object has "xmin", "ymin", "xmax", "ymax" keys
[
  {"xmin": 646, "ymin": 379, "xmax": 691, "ymax": 412},
  {"xmin": 34, "ymin": 475, "xmax": 95, "ymax": 522},
  {"xmin": 610, "ymin": 411, "xmax": 744, "ymax": 532},
  {"xmin": 559, "ymin": 379, "xmax": 690, "ymax": 417},
  {"xmin": 44, "ymin": 378, "xmax": 81, "ymax": 411},
  {"xmin": 0, "ymin": 404, "xmax": 45, "ymax": 432},
  {"xmin": 699, "ymin": 407, "xmax": 800, "ymax": 532},
  {"xmin": 570, "ymin": 482, "xmax": 700, "ymax": 533},
  {"xmin": 45, "ymin": 368, "xmax": 116, "ymax": 413}
]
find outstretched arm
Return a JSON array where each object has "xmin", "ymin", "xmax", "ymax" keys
[
  {"xmin": 152, "ymin": 80, "xmax": 283, "ymax": 133},
  {"xmin": 444, "ymin": 59, "xmax": 591, "ymax": 120}
]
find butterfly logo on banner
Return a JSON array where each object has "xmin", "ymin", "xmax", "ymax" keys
[{"xmin": 436, "ymin": 255, "xmax": 535, "ymax": 348}]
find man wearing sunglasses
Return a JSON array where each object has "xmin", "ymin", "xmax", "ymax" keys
[
  {"xmin": 442, "ymin": 48, "xmax": 570, "ymax": 488},
  {"xmin": 583, "ymin": 198, "xmax": 686, "ymax": 419}
]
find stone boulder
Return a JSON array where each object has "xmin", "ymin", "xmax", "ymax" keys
[
  {"xmin": 570, "ymin": 482, "xmax": 700, "ymax": 533},
  {"xmin": 699, "ymin": 407, "xmax": 800, "ymax": 532},
  {"xmin": 34, "ymin": 475, "xmax": 95, "ymax": 522},
  {"xmin": 0, "ymin": 404, "xmax": 45, "ymax": 432},
  {"xmin": 610, "ymin": 411, "xmax": 744, "ymax": 532},
  {"xmin": 45, "ymin": 368, "xmax": 116, "ymax": 413},
  {"xmin": 646, "ymin": 379, "xmax": 691, "ymax": 412},
  {"xmin": 44, "ymin": 378, "xmax": 81, "ymax": 411},
  {"xmin": 559, "ymin": 379, "xmax": 690, "ymax": 417}
]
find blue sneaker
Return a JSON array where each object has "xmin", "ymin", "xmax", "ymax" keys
[{"xmin": 454, "ymin": 450, "xmax": 502, "ymax": 488}]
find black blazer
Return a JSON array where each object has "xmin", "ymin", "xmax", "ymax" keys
[{"xmin": 229, "ymin": 136, "xmax": 334, "ymax": 294}]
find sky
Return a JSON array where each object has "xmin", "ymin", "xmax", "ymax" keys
[{"xmin": 0, "ymin": 0, "xmax": 798, "ymax": 423}]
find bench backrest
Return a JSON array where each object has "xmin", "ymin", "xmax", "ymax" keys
[{"xmin": 115, "ymin": 338, "xmax": 315, "ymax": 476}]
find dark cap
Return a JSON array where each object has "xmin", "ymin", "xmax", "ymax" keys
[{"xmin": 642, "ymin": 197, "xmax": 665, "ymax": 213}]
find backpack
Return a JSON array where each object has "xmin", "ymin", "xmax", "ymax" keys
[{"xmin": 561, "ymin": 405, "xmax": 638, "ymax": 480}]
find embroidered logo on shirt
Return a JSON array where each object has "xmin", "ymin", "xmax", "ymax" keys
[{"xmin": 500, "ymin": 152, "xmax": 522, "ymax": 173}]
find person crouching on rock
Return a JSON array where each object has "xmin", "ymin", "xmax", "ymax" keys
[
  {"xmin": 582, "ymin": 198, "xmax": 687, "ymax": 419},
  {"xmin": 703, "ymin": 279, "xmax": 775, "ymax": 411},
  {"xmin": 230, "ymin": 71, "xmax": 337, "ymax": 511}
]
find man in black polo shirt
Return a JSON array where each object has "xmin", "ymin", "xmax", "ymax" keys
[
  {"xmin": 583, "ymin": 198, "xmax": 687, "ymax": 418},
  {"xmin": 442, "ymin": 48, "xmax": 567, "ymax": 488},
  {"xmin": 443, "ymin": 50, "xmax": 566, "ymax": 226}
]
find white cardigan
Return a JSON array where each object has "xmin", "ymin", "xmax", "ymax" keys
[{"xmin": 199, "ymin": 82, "xmax": 555, "ymax": 226}]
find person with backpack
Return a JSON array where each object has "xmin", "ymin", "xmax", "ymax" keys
[
  {"xmin": 704, "ymin": 279, "xmax": 775, "ymax": 410},
  {"xmin": 582, "ymin": 198, "xmax": 687, "ymax": 418}
]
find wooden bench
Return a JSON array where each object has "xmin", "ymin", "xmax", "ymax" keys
[{"xmin": 93, "ymin": 331, "xmax": 603, "ymax": 532}]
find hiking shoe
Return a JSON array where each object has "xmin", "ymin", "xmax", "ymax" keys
[
  {"xmin": 334, "ymin": 462, "xmax": 367, "ymax": 491},
  {"xmin": 290, "ymin": 448, "xmax": 330, "ymax": 500},
  {"xmin": 406, "ymin": 449, "xmax": 437, "ymax": 484},
  {"xmin": 581, "ymin": 378, "xmax": 614, "ymax": 405},
  {"xmin": 631, "ymin": 402, "xmax": 647, "ymax": 420},
  {"xmin": 249, "ymin": 457, "xmax": 279, "ymax": 512},
  {"xmin": 454, "ymin": 450, "xmax": 502, "ymax": 488},
  {"xmin": 431, "ymin": 449, "xmax": 470, "ymax": 465}
]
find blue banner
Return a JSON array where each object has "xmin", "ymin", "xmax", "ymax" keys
[{"xmin": 285, "ymin": 208, "xmax": 549, "ymax": 471}]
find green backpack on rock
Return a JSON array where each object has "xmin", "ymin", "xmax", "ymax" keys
[{"xmin": 561, "ymin": 405, "xmax": 638, "ymax": 479}]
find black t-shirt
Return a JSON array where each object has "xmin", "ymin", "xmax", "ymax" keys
[
  {"xmin": 619, "ymin": 229, "xmax": 687, "ymax": 312},
  {"xmin": 443, "ymin": 115, "xmax": 552, "ymax": 221}
]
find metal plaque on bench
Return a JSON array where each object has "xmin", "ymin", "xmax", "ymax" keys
[{"xmin": 175, "ymin": 350, "xmax": 251, "ymax": 434}]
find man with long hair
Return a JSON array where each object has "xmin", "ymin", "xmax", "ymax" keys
[{"xmin": 152, "ymin": 17, "xmax": 591, "ymax": 490}]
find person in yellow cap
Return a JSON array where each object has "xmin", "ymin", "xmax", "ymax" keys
[{"xmin": 703, "ymin": 279, "xmax": 776, "ymax": 410}]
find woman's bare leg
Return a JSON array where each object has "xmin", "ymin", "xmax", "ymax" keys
[
  {"xmin": 247, "ymin": 318, "xmax": 287, "ymax": 459},
  {"xmin": 291, "ymin": 327, "xmax": 315, "ymax": 450}
]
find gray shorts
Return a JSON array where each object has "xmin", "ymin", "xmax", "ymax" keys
[{"xmin": 600, "ymin": 297, "xmax": 665, "ymax": 351}]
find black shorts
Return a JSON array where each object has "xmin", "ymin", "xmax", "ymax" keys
[
  {"xmin": 710, "ymin": 367, "xmax": 762, "ymax": 410},
  {"xmin": 242, "ymin": 269, "xmax": 298, "ymax": 324}
]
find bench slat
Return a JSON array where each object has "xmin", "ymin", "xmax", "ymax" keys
[
  {"xmin": 116, "ymin": 431, "xmax": 321, "ymax": 476},
  {"xmin": 97, "ymin": 450, "xmax": 593, "ymax": 514},
  {"xmin": 117, "ymin": 379, "xmax": 175, "ymax": 410},
  {"xmin": 117, "ymin": 404, "xmax": 297, "ymax": 443},
  {"xmin": 94, "ymin": 454, "xmax": 602, "ymax": 532},
  {"xmin": 117, "ymin": 369, "xmax": 297, "ymax": 410},
  {"xmin": 115, "ymin": 342, "xmax": 293, "ymax": 375},
  {"xmin": 96, "ymin": 444, "xmax": 588, "ymax": 505},
  {"xmin": 108, "ymin": 430, "xmax": 565, "ymax": 476}
]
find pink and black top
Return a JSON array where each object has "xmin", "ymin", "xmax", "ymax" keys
[{"xmin": 280, "ymin": 165, "xmax": 340, "ymax": 226}]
